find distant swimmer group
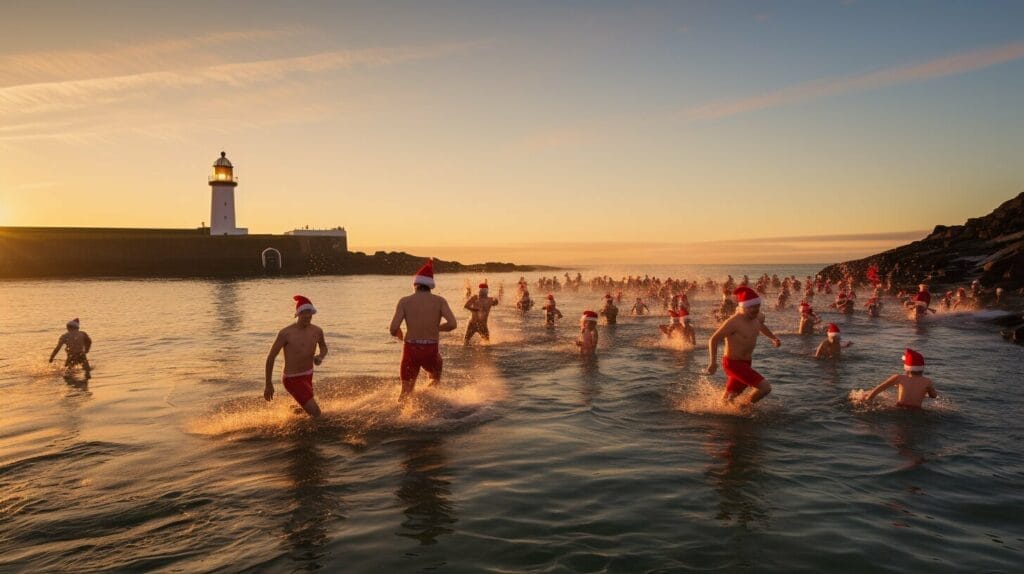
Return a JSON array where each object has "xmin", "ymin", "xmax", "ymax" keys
[{"xmin": 55, "ymin": 262, "xmax": 1008, "ymax": 416}]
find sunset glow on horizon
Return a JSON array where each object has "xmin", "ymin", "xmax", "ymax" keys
[{"xmin": 1, "ymin": 1, "xmax": 1022, "ymax": 265}]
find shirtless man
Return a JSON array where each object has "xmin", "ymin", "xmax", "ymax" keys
[
  {"xmin": 815, "ymin": 323, "xmax": 852, "ymax": 360},
  {"xmin": 542, "ymin": 295, "xmax": 563, "ymax": 326},
  {"xmin": 49, "ymin": 318, "xmax": 92, "ymax": 377},
  {"xmin": 631, "ymin": 297, "xmax": 649, "ymax": 315},
  {"xmin": 705, "ymin": 287, "xmax": 781, "ymax": 404},
  {"xmin": 714, "ymin": 286, "xmax": 737, "ymax": 323},
  {"xmin": 798, "ymin": 301, "xmax": 821, "ymax": 335},
  {"xmin": 866, "ymin": 348, "xmax": 937, "ymax": 409},
  {"xmin": 576, "ymin": 311, "xmax": 599, "ymax": 355},
  {"xmin": 389, "ymin": 260, "xmax": 458, "ymax": 401},
  {"xmin": 661, "ymin": 309, "xmax": 696, "ymax": 346},
  {"xmin": 464, "ymin": 282, "xmax": 499, "ymax": 344},
  {"xmin": 599, "ymin": 294, "xmax": 619, "ymax": 325},
  {"xmin": 264, "ymin": 295, "xmax": 328, "ymax": 417}
]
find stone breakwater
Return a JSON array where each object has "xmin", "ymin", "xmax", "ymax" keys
[{"xmin": 0, "ymin": 227, "xmax": 548, "ymax": 279}]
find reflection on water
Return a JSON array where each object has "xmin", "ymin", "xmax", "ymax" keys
[
  {"xmin": 395, "ymin": 438, "xmax": 457, "ymax": 545},
  {"xmin": 213, "ymin": 281, "xmax": 243, "ymax": 333},
  {"xmin": 580, "ymin": 357, "xmax": 600, "ymax": 406},
  {"xmin": 705, "ymin": 419, "xmax": 768, "ymax": 527},
  {"xmin": 282, "ymin": 433, "xmax": 342, "ymax": 570}
]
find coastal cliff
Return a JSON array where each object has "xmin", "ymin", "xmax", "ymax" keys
[
  {"xmin": 0, "ymin": 227, "xmax": 548, "ymax": 279},
  {"xmin": 819, "ymin": 192, "xmax": 1024, "ymax": 289}
]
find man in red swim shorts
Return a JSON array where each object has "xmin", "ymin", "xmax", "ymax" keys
[
  {"xmin": 705, "ymin": 286, "xmax": 782, "ymax": 405},
  {"xmin": 264, "ymin": 295, "xmax": 328, "ymax": 417},
  {"xmin": 389, "ymin": 259, "xmax": 458, "ymax": 402}
]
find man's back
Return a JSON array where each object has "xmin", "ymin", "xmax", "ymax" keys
[
  {"xmin": 398, "ymin": 291, "xmax": 450, "ymax": 340},
  {"xmin": 897, "ymin": 375, "xmax": 935, "ymax": 407}
]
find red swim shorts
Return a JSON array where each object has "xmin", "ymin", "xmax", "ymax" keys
[
  {"xmin": 283, "ymin": 369, "xmax": 315, "ymax": 406},
  {"xmin": 722, "ymin": 356, "xmax": 765, "ymax": 395},
  {"xmin": 401, "ymin": 341, "xmax": 442, "ymax": 382}
]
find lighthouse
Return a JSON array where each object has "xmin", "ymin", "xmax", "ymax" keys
[{"xmin": 209, "ymin": 151, "xmax": 248, "ymax": 236}]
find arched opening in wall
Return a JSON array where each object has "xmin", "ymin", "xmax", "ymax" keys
[{"xmin": 261, "ymin": 248, "xmax": 282, "ymax": 273}]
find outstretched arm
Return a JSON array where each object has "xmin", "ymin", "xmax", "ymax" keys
[
  {"xmin": 389, "ymin": 301, "xmax": 405, "ymax": 339},
  {"xmin": 264, "ymin": 332, "xmax": 286, "ymax": 400},
  {"xmin": 866, "ymin": 375, "xmax": 899, "ymax": 401},
  {"xmin": 49, "ymin": 334, "xmax": 67, "ymax": 363},
  {"xmin": 439, "ymin": 300, "xmax": 458, "ymax": 332}
]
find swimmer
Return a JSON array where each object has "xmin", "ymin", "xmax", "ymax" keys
[
  {"xmin": 705, "ymin": 287, "xmax": 781, "ymax": 404},
  {"xmin": 660, "ymin": 308, "xmax": 696, "ymax": 346},
  {"xmin": 49, "ymin": 318, "xmax": 92, "ymax": 377},
  {"xmin": 864, "ymin": 296, "xmax": 881, "ymax": 317},
  {"xmin": 265, "ymin": 296, "xmax": 328, "ymax": 417},
  {"xmin": 631, "ymin": 297, "xmax": 650, "ymax": 316},
  {"xmin": 599, "ymin": 294, "xmax": 619, "ymax": 325},
  {"xmin": 464, "ymin": 282, "xmax": 499, "ymax": 344},
  {"xmin": 714, "ymin": 286, "xmax": 737, "ymax": 323},
  {"xmin": 904, "ymin": 283, "xmax": 935, "ymax": 319},
  {"xmin": 814, "ymin": 323, "xmax": 852, "ymax": 360},
  {"xmin": 865, "ymin": 348, "xmax": 937, "ymax": 409},
  {"xmin": 798, "ymin": 301, "xmax": 821, "ymax": 334},
  {"xmin": 516, "ymin": 287, "xmax": 534, "ymax": 311},
  {"xmin": 542, "ymin": 294, "xmax": 563, "ymax": 326},
  {"xmin": 576, "ymin": 311, "xmax": 599, "ymax": 355},
  {"xmin": 389, "ymin": 260, "xmax": 458, "ymax": 402}
]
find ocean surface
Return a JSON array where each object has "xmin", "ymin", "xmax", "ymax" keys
[{"xmin": 1, "ymin": 265, "xmax": 1022, "ymax": 573}]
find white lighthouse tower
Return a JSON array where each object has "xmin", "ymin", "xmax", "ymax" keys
[{"xmin": 209, "ymin": 151, "xmax": 247, "ymax": 236}]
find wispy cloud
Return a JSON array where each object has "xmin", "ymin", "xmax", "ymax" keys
[
  {"xmin": 685, "ymin": 41, "xmax": 1024, "ymax": 121},
  {"xmin": 0, "ymin": 43, "xmax": 470, "ymax": 117}
]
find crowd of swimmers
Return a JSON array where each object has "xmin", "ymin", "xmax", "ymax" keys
[{"xmin": 49, "ymin": 261, "xmax": 1013, "ymax": 417}]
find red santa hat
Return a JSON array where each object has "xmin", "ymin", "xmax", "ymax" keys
[
  {"xmin": 478, "ymin": 282, "xmax": 488, "ymax": 294},
  {"xmin": 293, "ymin": 295, "xmax": 317, "ymax": 316},
  {"xmin": 679, "ymin": 307, "xmax": 691, "ymax": 324},
  {"xmin": 668, "ymin": 309, "xmax": 680, "ymax": 323},
  {"xmin": 827, "ymin": 323, "xmax": 840, "ymax": 339},
  {"xmin": 903, "ymin": 348, "xmax": 925, "ymax": 372},
  {"xmin": 581, "ymin": 310, "xmax": 599, "ymax": 323},
  {"xmin": 66, "ymin": 317, "xmax": 80, "ymax": 329},
  {"xmin": 547, "ymin": 294, "xmax": 555, "ymax": 301},
  {"xmin": 734, "ymin": 286, "xmax": 761, "ymax": 308},
  {"xmin": 837, "ymin": 292, "xmax": 847, "ymax": 299},
  {"xmin": 413, "ymin": 259, "xmax": 435, "ymax": 288}
]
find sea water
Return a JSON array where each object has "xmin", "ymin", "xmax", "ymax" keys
[{"xmin": 1, "ymin": 265, "xmax": 1022, "ymax": 572}]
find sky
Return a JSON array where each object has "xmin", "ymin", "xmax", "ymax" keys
[{"xmin": 1, "ymin": 0, "xmax": 1022, "ymax": 265}]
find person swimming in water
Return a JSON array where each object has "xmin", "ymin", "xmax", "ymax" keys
[
  {"xmin": 714, "ymin": 286, "xmax": 737, "ymax": 323},
  {"xmin": 599, "ymin": 294, "xmax": 619, "ymax": 325},
  {"xmin": 631, "ymin": 297, "xmax": 650, "ymax": 315},
  {"xmin": 660, "ymin": 308, "xmax": 696, "ymax": 346},
  {"xmin": 464, "ymin": 282, "xmax": 499, "ymax": 344},
  {"xmin": 49, "ymin": 318, "xmax": 92, "ymax": 378},
  {"xmin": 864, "ymin": 296, "xmax": 881, "ymax": 318},
  {"xmin": 264, "ymin": 295, "xmax": 328, "ymax": 417},
  {"xmin": 904, "ymin": 283, "xmax": 934, "ymax": 319},
  {"xmin": 798, "ymin": 301, "xmax": 821, "ymax": 335},
  {"xmin": 865, "ymin": 348, "xmax": 937, "ymax": 409},
  {"xmin": 814, "ymin": 323, "xmax": 852, "ymax": 360},
  {"xmin": 542, "ymin": 295, "xmax": 563, "ymax": 326},
  {"xmin": 705, "ymin": 287, "xmax": 781, "ymax": 405},
  {"xmin": 576, "ymin": 311, "xmax": 599, "ymax": 355}
]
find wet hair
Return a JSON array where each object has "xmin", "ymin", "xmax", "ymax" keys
[{"xmin": 415, "ymin": 284, "xmax": 432, "ymax": 292}]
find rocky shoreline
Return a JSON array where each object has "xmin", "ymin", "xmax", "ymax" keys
[{"xmin": 818, "ymin": 191, "xmax": 1024, "ymax": 344}]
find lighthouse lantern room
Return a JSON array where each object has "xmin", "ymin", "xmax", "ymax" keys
[{"xmin": 209, "ymin": 151, "xmax": 248, "ymax": 236}]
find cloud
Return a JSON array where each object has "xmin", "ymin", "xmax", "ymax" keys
[
  {"xmin": 684, "ymin": 41, "xmax": 1024, "ymax": 121},
  {"xmin": 0, "ymin": 43, "xmax": 469, "ymax": 117},
  {"xmin": 0, "ymin": 29, "xmax": 299, "ymax": 87}
]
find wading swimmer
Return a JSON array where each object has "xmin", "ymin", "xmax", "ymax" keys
[
  {"xmin": 798, "ymin": 301, "xmax": 820, "ymax": 335},
  {"xmin": 389, "ymin": 260, "xmax": 458, "ymax": 402},
  {"xmin": 542, "ymin": 294, "xmax": 563, "ymax": 326},
  {"xmin": 464, "ymin": 282, "xmax": 498, "ymax": 344},
  {"xmin": 49, "ymin": 318, "xmax": 92, "ymax": 378},
  {"xmin": 264, "ymin": 296, "xmax": 328, "ymax": 417},
  {"xmin": 576, "ymin": 311, "xmax": 599, "ymax": 355},
  {"xmin": 705, "ymin": 287, "xmax": 781, "ymax": 405},
  {"xmin": 631, "ymin": 297, "xmax": 649, "ymax": 315},
  {"xmin": 599, "ymin": 294, "xmax": 619, "ymax": 325},
  {"xmin": 866, "ymin": 348, "xmax": 937, "ymax": 409},
  {"xmin": 814, "ymin": 323, "xmax": 852, "ymax": 360}
]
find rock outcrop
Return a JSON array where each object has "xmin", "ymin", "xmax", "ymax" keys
[{"xmin": 819, "ymin": 192, "xmax": 1024, "ymax": 289}]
